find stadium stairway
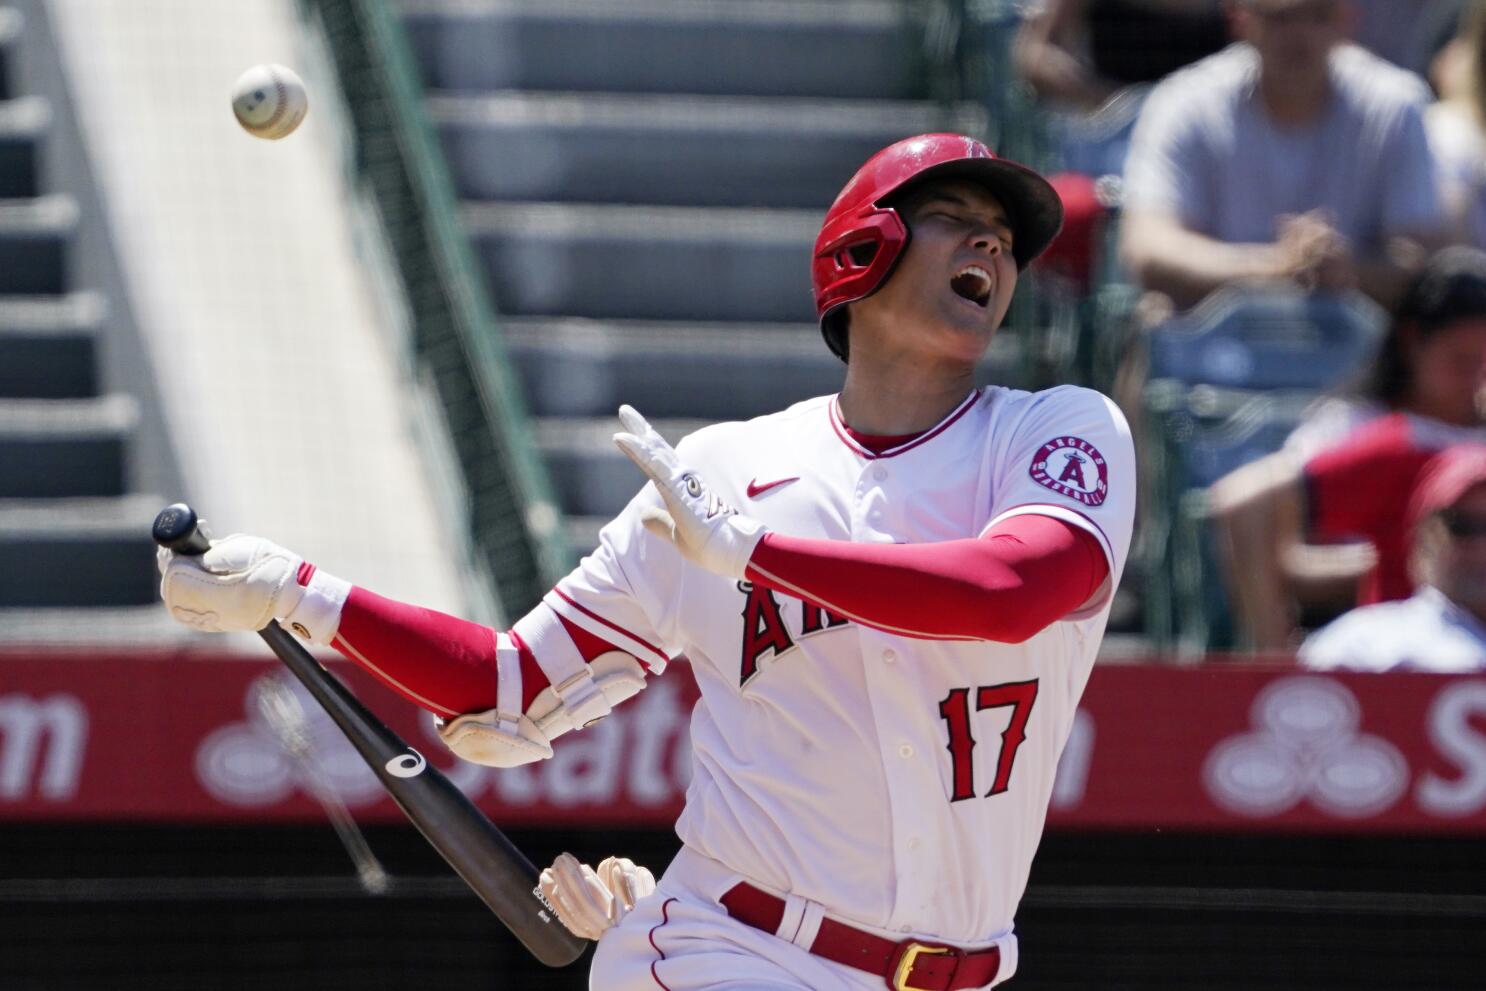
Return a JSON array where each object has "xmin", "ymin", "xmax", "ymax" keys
[
  {"xmin": 0, "ymin": 6, "xmax": 178, "ymax": 643},
  {"xmin": 401, "ymin": 0, "xmax": 1024, "ymax": 553}
]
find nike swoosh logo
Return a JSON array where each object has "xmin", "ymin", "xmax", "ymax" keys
[{"xmin": 746, "ymin": 477, "xmax": 799, "ymax": 499}]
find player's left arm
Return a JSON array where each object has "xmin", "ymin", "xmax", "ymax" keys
[
  {"xmin": 742, "ymin": 517, "xmax": 1105, "ymax": 642},
  {"xmin": 615, "ymin": 392, "xmax": 1133, "ymax": 642}
]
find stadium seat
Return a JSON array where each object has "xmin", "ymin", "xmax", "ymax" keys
[{"xmin": 1146, "ymin": 287, "xmax": 1386, "ymax": 392}]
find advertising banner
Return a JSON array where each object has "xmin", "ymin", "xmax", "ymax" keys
[{"xmin": 2, "ymin": 651, "xmax": 1484, "ymax": 831}]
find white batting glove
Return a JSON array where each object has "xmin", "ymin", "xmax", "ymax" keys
[
  {"xmin": 157, "ymin": 534, "xmax": 349, "ymax": 643},
  {"xmin": 613, "ymin": 404, "xmax": 767, "ymax": 579},
  {"xmin": 538, "ymin": 852, "xmax": 656, "ymax": 941}
]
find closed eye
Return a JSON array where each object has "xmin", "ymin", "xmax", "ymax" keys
[{"xmin": 926, "ymin": 209, "xmax": 1012, "ymax": 249}]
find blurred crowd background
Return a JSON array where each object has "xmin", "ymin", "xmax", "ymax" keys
[{"xmin": 3, "ymin": 1, "xmax": 1485, "ymax": 988}]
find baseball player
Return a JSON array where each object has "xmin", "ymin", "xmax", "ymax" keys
[{"xmin": 159, "ymin": 133, "xmax": 1135, "ymax": 989}]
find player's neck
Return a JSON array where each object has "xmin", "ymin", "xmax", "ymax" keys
[{"xmin": 838, "ymin": 358, "xmax": 977, "ymax": 436}]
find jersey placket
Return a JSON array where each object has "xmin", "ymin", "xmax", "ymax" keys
[{"xmin": 849, "ymin": 456, "xmax": 943, "ymax": 931}]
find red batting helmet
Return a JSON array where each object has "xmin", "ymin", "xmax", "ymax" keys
[{"xmin": 812, "ymin": 133, "xmax": 1064, "ymax": 360}]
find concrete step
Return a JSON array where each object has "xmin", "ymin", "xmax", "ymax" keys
[
  {"xmin": 0, "ymin": 195, "xmax": 77, "ymax": 295},
  {"xmin": 536, "ymin": 415, "xmax": 709, "ymax": 518},
  {"xmin": 400, "ymin": 0, "xmax": 924, "ymax": 100},
  {"xmin": 0, "ymin": 9, "xmax": 20, "ymax": 103},
  {"xmin": 505, "ymin": 317, "xmax": 1029, "ymax": 421},
  {"xmin": 0, "ymin": 494, "xmax": 163, "ymax": 607},
  {"xmin": 430, "ymin": 92, "xmax": 983, "ymax": 209},
  {"xmin": 0, "ymin": 97, "xmax": 49, "ymax": 199},
  {"xmin": 0, "ymin": 293, "xmax": 105, "ymax": 398},
  {"xmin": 505, "ymin": 317, "xmax": 836, "ymax": 420},
  {"xmin": 0, "ymin": 394, "xmax": 136, "ymax": 498},
  {"xmin": 464, "ymin": 201, "xmax": 817, "ymax": 323}
]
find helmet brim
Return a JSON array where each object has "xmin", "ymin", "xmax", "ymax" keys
[{"xmin": 884, "ymin": 157, "xmax": 1065, "ymax": 271}]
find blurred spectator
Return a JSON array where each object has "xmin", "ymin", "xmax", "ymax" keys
[
  {"xmin": 1426, "ymin": 2, "xmax": 1486, "ymax": 249},
  {"xmin": 1209, "ymin": 246, "xmax": 1486, "ymax": 650},
  {"xmin": 1300, "ymin": 444, "xmax": 1486, "ymax": 670},
  {"xmin": 1014, "ymin": 0, "xmax": 1229, "ymax": 112},
  {"xmin": 1120, "ymin": 0, "xmax": 1445, "ymax": 312},
  {"xmin": 1285, "ymin": 247, "xmax": 1486, "ymax": 459}
]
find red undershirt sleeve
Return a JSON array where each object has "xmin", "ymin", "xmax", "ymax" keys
[
  {"xmin": 331, "ymin": 587, "xmax": 620, "ymax": 719},
  {"xmin": 743, "ymin": 513, "xmax": 1108, "ymax": 643}
]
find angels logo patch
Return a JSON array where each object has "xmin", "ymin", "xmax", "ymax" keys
[{"xmin": 1029, "ymin": 436, "xmax": 1108, "ymax": 506}]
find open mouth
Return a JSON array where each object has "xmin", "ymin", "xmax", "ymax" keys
[{"xmin": 950, "ymin": 265, "xmax": 993, "ymax": 308}]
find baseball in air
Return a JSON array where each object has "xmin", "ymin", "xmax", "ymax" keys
[{"xmin": 231, "ymin": 64, "xmax": 308, "ymax": 140}]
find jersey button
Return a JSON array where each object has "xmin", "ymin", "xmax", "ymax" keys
[
  {"xmin": 882, "ymin": 649, "xmax": 896, "ymax": 663},
  {"xmin": 898, "ymin": 743, "xmax": 914, "ymax": 759},
  {"xmin": 906, "ymin": 837, "xmax": 921, "ymax": 851},
  {"xmin": 873, "ymin": 467, "xmax": 888, "ymax": 481}
]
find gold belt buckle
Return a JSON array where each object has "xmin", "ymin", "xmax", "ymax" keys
[{"xmin": 891, "ymin": 941, "xmax": 955, "ymax": 991}]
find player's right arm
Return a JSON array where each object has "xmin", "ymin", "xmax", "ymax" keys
[{"xmin": 158, "ymin": 489, "xmax": 682, "ymax": 768}]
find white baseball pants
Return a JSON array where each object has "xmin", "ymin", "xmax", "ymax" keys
[{"xmin": 587, "ymin": 846, "xmax": 1017, "ymax": 990}]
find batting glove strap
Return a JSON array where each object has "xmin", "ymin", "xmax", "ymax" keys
[
  {"xmin": 511, "ymin": 603, "xmax": 589, "ymax": 704},
  {"xmin": 526, "ymin": 651, "xmax": 647, "ymax": 738},
  {"xmin": 613, "ymin": 404, "xmax": 768, "ymax": 579},
  {"xmin": 277, "ymin": 568, "xmax": 351, "ymax": 646}
]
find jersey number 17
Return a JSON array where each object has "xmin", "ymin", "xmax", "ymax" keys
[{"xmin": 938, "ymin": 680, "xmax": 1039, "ymax": 802}]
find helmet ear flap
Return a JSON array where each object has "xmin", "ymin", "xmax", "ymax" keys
[
  {"xmin": 811, "ymin": 208, "xmax": 908, "ymax": 313},
  {"xmin": 812, "ymin": 207, "xmax": 909, "ymax": 363}
]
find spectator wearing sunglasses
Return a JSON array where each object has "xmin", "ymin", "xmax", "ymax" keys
[{"xmin": 1301, "ymin": 444, "xmax": 1486, "ymax": 670}]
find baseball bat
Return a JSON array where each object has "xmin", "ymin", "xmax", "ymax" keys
[{"xmin": 151, "ymin": 503, "xmax": 586, "ymax": 968}]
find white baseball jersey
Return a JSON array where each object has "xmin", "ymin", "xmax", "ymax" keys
[{"xmin": 539, "ymin": 385, "xmax": 1134, "ymax": 944}]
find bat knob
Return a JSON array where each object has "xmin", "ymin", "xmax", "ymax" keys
[{"xmin": 152, "ymin": 503, "xmax": 212, "ymax": 556}]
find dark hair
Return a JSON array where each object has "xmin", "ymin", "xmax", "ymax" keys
[
  {"xmin": 823, "ymin": 309, "xmax": 850, "ymax": 361},
  {"xmin": 1363, "ymin": 247, "xmax": 1486, "ymax": 406}
]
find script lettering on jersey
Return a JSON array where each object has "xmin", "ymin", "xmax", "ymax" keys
[{"xmin": 738, "ymin": 582, "xmax": 851, "ymax": 686}]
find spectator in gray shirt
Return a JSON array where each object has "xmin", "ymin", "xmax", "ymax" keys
[{"xmin": 1120, "ymin": 0, "xmax": 1447, "ymax": 312}]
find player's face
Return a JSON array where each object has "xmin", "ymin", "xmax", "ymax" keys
[{"xmin": 851, "ymin": 180, "xmax": 1018, "ymax": 364}]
